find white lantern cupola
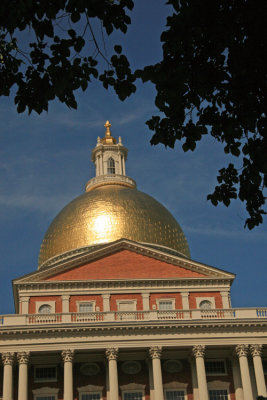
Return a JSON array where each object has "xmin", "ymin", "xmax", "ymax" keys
[{"xmin": 85, "ymin": 121, "xmax": 136, "ymax": 192}]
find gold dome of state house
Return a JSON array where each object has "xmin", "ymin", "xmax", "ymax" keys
[{"xmin": 38, "ymin": 122, "xmax": 190, "ymax": 269}]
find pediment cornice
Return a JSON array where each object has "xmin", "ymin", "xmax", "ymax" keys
[{"xmin": 13, "ymin": 239, "xmax": 235, "ymax": 285}]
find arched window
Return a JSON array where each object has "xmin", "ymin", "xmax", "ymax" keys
[
  {"xmin": 199, "ymin": 300, "xmax": 212, "ymax": 310},
  {"xmin": 38, "ymin": 304, "xmax": 52, "ymax": 314},
  {"xmin": 107, "ymin": 157, "xmax": 115, "ymax": 174}
]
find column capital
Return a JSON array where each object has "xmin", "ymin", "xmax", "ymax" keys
[
  {"xmin": 235, "ymin": 344, "xmax": 249, "ymax": 358},
  {"xmin": 250, "ymin": 344, "xmax": 263, "ymax": 357},
  {"xmin": 61, "ymin": 295, "xmax": 70, "ymax": 300},
  {"xmin": 61, "ymin": 349, "xmax": 75, "ymax": 362},
  {"xmin": 149, "ymin": 346, "xmax": 162, "ymax": 359},
  {"xmin": 102, "ymin": 294, "xmax": 111, "ymax": 299},
  {"xmin": 20, "ymin": 296, "xmax": 30, "ymax": 302},
  {"xmin": 2, "ymin": 352, "xmax": 15, "ymax": 365},
  {"xmin": 17, "ymin": 351, "xmax": 30, "ymax": 364},
  {"xmin": 141, "ymin": 293, "xmax": 150, "ymax": 299},
  {"xmin": 106, "ymin": 347, "xmax": 118, "ymax": 361},
  {"xmin": 192, "ymin": 345, "xmax": 205, "ymax": 358},
  {"xmin": 181, "ymin": 292, "xmax": 189, "ymax": 297}
]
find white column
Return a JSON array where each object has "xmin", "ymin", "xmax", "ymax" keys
[
  {"xmin": 231, "ymin": 356, "xmax": 244, "ymax": 400},
  {"xmin": 62, "ymin": 350, "xmax": 74, "ymax": 400},
  {"xmin": 102, "ymin": 294, "xmax": 110, "ymax": 312},
  {"xmin": 106, "ymin": 348, "xmax": 119, "ymax": 400},
  {"xmin": 220, "ymin": 291, "xmax": 230, "ymax": 309},
  {"xmin": 105, "ymin": 361, "xmax": 110, "ymax": 400},
  {"xmin": 2, "ymin": 352, "xmax": 15, "ymax": 400},
  {"xmin": 142, "ymin": 293, "xmax": 150, "ymax": 311},
  {"xmin": 17, "ymin": 352, "xmax": 30, "ymax": 400},
  {"xmin": 118, "ymin": 153, "xmax": 122, "ymax": 175},
  {"xmin": 250, "ymin": 344, "xmax": 267, "ymax": 397},
  {"xmin": 235, "ymin": 345, "xmax": 253, "ymax": 400},
  {"xmin": 192, "ymin": 345, "xmax": 208, "ymax": 400},
  {"xmin": 181, "ymin": 292, "xmax": 189, "ymax": 309},
  {"xmin": 20, "ymin": 297, "xmax": 30, "ymax": 314},
  {"xmin": 146, "ymin": 358, "xmax": 154, "ymax": 400},
  {"xmin": 149, "ymin": 346, "xmax": 164, "ymax": 400},
  {"xmin": 61, "ymin": 295, "xmax": 70, "ymax": 313},
  {"xmin": 189, "ymin": 357, "xmax": 199, "ymax": 400}
]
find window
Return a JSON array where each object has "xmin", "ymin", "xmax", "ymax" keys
[
  {"xmin": 199, "ymin": 300, "xmax": 212, "ymax": 310},
  {"xmin": 123, "ymin": 392, "xmax": 143, "ymax": 400},
  {"xmin": 165, "ymin": 390, "xmax": 185, "ymax": 400},
  {"xmin": 34, "ymin": 366, "xmax": 57, "ymax": 382},
  {"xmin": 38, "ymin": 304, "xmax": 52, "ymax": 314},
  {"xmin": 81, "ymin": 394, "xmax": 101, "ymax": 400},
  {"xmin": 205, "ymin": 360, "xmax": 226, "ymax": 375},
  {"xmin": 209, "ymin": 389, "xmax": 228, "ymax": 400},
  {"xmin": 107, "ymin": 157, "xmax": 115, "ymax": 174},
  {"xmin": 158, "ymin": 300, "xmax": 174, "ymax": 310},
  {"xmin": 79, "ymin": 302, "xmax": 95, "ymax": 313},
  {"xmin": 117, "ymin": 300, "xmax": 137, "ymax": 311},
  {"xmin": 36, "ymin": 397, "xmax": 56, "ymax": 400}
]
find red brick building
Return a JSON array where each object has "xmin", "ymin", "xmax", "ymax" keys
[{"xmin": 0, "ymin": 122, "xmax": 266, "ymax": 400}]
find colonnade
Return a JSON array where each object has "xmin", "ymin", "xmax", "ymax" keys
[{"xmin": 1, "ymin": 344, "xmax": 266, "ymax": 400}]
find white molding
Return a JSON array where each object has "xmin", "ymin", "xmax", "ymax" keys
[
  {"xmin": 120, "ymin": 384, "xmax": 146, "ymax": 391},
  {"xmin": 164, "ymin": 381, "xmax": 188, "ymax": 389},
  {"xmin": 33, "ymin": 386, "xmax": 59, "ymax": 396},
  {"xmin": 207, "ymin": 381, "xmax": 230, "ymax": 389},
  {"xmin": 78, "ymin": 384, "xmax": 104, "ymax": 392},
  {"xmin": 35, "ymin": 301, "xmax": 55, "ymax": 314},
  {"xmin": 121, "ymin": 388, "xmax": 145, "ymax": 400}
]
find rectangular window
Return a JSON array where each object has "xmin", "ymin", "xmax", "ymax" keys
[
  {"xmin": 79, "ymin": 302, "xmax": 94, "ymax": 312},
  {"xmin": 205, "ymin": 360, "xmax": 226, "ymax": 375},
  {"xmin": 158, "ymin": 300, "xmax": 174, "ymax": 310},
  {"xmin": 34, "ymin": 366, "xmax": 57, "ymax": 382},
  {"xmin": 123, "ymin": 392, "xmax": 143, "ymax": 400},
  {"xmin": 81, "ymin": 394, "xmax": 101, "ymax": 400},
  {"xmin": 209, "ymin": 389, "xmax": 228, "ymax": 400},
  {"xmin": 165, "ymin": 390, "xmax": 185, "ymax": 400},
  {"xmin": 36, "ymin": 397, "xmax": 56, "ymax": 400},
  {"xmin": 118, "ymin": 301, "xmax": 136, "ymax": 311}
]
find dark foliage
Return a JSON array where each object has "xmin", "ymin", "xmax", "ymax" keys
[{"xmin": 0, "ymin": 0, "xmax": 266, "ymax": 228}]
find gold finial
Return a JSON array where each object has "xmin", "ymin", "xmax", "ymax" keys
[{"xmin": 104, "ymin": 120, "xmax": 111, "ymax": 137}]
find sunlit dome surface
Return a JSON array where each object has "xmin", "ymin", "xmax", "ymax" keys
[{"xmin": 38, "ymin": 184, "xmax": 190, "ymax": 269}]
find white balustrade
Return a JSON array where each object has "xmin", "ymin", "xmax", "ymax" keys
[{"xmin": 0, "ymin": 307, "xmax": 266, "ymax": 327}]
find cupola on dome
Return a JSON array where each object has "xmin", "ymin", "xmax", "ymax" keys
[{"xmin": 38, "ymin": 122, "xmax": 190, "ymax": 269}]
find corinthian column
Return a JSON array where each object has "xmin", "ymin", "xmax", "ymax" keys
[
  {"xmin": 2, "ymin": 352, "xmax": 15, "ymax": 400},
  {"xmin": 192, "ymin": 346, "xmax": 208, "ymax": 400},
  {"xmin": 17, "ymin": 352, "xmax": 30, "ymax": 400},
  {"xmin": 62, "ymin": 350, "xmax": 74, "ymax": 400},
  {"xmin": 149, "ymin": 346, "xmax": 164, "ymax": 400},
  {"xmin": 235, "ymin": 345, "xmax": 253, "ymax": 400},
  {"xmin": 105, "ymin": 348, "xmax": 119, "ymax": 400},
  {"xmin": 250, "ymin": 345, "xmax": 267, "ymax": 397}
]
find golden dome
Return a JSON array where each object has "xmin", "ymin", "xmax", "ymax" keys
[{"xmin": 38, "ymin": 184, "xmax": 190, "ymax": 269}]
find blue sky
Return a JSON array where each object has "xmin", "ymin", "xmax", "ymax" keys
[{"xmin": 0, "ymin": 2, "xmax": 266, "ymax": 314}]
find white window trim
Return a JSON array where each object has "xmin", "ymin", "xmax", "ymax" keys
[
  {"xmin": 36, "ymin": 301, "xmax": 55, "ymax": 314},
  {"xmin": 78, "ymin": 384, "xmax": 104, "ymax": 400},
  {"xmin": 116, "ymin": 299, "xmax": 137, "ymax": 311},
  {"xmin": 33, "ymin": 386, "xmax": 59, "ymax": 400},
  {"xmin": 205, "ymin": 360, "xmax": 227, "ymax": 376},
  {"xmin": 196, "ymin": 297, "xmax": 216, "ymax": 309},
  {"xmin": 164, "ymin": 384, "xmax": 187, "ymax": 400},
  {"xmin": 156, "ymin": 298, "xmax": 175, "ymax": 310},
  {"xmin": 207, "ymin": 383, "xmax": 231, "ymax": 400},
  {"xmin": 77, "ymin": 301, "xmax": 96, "ymax": 312},
  {"xmin": 121, "ymin": 389, "xmax": 145, "ymax": 400},
  {"xmin": 34, "ymin": 365, "xmax": 57, "ymax": 383}
]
